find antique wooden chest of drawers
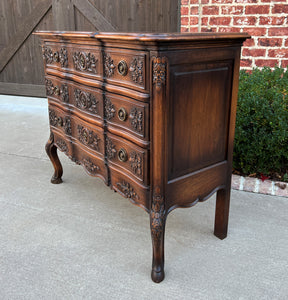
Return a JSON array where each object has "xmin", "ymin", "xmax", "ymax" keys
[{"xmin": 35, "ymin": 31, "xmax": 249, "ymax": 282}]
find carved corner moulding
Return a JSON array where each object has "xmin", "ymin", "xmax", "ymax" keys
[
  {"xmin": 74, "ymin": 88, "xmax": 99, "ymax": 114},
  {"xmin": 152, "ymin": 57, "xmax": 167, "ymax": 92},
  {"xmin": 73, "ymin": 51, "xmax": 98, "ymax": 73}
]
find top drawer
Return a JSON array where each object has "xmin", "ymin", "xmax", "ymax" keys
[{"xmin": 42, "ymin": 42, "xmax": 149, "ymax": 92}]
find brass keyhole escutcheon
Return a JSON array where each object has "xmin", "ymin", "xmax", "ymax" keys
[
  {"xmin": 117, "ymin": 60, "xmax": 128, "ymax": 76},
  {"xmin": 118, "ymin": 148, "xmax": 128, "ymax": 162},
  {"xmin": 118, "ymin": 107, "xmax": 127, "ymax": 121}
]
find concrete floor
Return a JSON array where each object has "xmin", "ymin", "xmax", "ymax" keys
[{"xmin": 0, "ymin": 94, "xmax": 288, "ymax": 300}]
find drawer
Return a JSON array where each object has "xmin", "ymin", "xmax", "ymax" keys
[
  {"xmin": 43, "ymin": 43, "xmax": 102, "ymax": 79},
  {"xmin": 103, "ymin": 49, "xmax": 148, "ymax": 91},
  {"xmin": 45, "ymin": 76, "xmax": 69, "ymax": 103},
  {"xmin": 104, "ymin": 92, "xmax": 149, "ymax": 141},
  {"xmin": 106, "ymin": 133, "xmax": 149, "ymax": 185},
  {"xmin": 110, "ymin": 166, "xmax": 149, "ymax": 212}
]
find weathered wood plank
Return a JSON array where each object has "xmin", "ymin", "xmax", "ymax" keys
[
  {"xmin": 52, "ymin": 0, "xmax": 75, "ymax": 30},
  {"xmin": 73, "ymin": 0, "xmax": 117, "ymax": 31},
  {"xmin": 0, "ymin": 82, "xmax": 46, "ymax": 97},
  {"xmin": 0, "ymin": 0, "xmax": 52, "ymax": 73}
]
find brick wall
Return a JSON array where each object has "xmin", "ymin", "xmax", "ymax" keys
[{"xmin": 181, "ymin": 0, "xmax": 288, "ymax": 69}]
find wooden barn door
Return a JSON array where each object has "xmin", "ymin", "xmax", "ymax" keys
[{"xmin": 0, "ymin": 0, "xmax": 180, "ymax": 97}]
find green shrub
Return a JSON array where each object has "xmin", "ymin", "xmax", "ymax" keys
[{"xmin": 233, "ymin": 67, "xmax": 288, "ymax": 179}]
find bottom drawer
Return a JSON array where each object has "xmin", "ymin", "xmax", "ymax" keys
[{"xmin": 110, "ymin": 166, "xmax": 149, "ymax": 212}]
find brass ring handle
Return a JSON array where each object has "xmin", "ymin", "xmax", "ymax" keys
[
  {"xmin": 117, "ymin": 60, "xmax": 128, "ymax": 76},
  {"xmin": 118, "ymin": 107, "xmax": 127, "ymax": 121},
  {"xmin": 118, "ymin": 148, "xmax": 128, "ymax": 162}
]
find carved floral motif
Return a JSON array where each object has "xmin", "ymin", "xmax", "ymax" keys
[
  {"xmin": 42, "ymin": 46, "xmax": 68, "ymax": 67},
  {"xmin": 49, "ymin": 109, "xmax": 58, "ymax": 127},
  {"xmin": 116, "ymin": 181, "xmax": 139, "ymax": 201},
  {"xmin": 82, "ymin": 158, "xmax": 100, "ymax": 174},
  {"xmin": 73, "ymin": 51, "xmax": 98, "ymax": 73},
  {"xmin": 45, "ymin": 79, "xmax": 54, "ymax": 96},
  {"xmin": 59, "ymin": 48, "xmax": 68, "ymax": 68},
  {"xmin": 129, "ymin": 57, "xmax": 144, "ymax": 84},
  {"xmin": 104, "ymin": 54, "xmax": 115, "ymax": 77},
  {"xmin": 42, "ymin": 46, "xmax": 53, "ymax": 64},
  {"xmin": 129, "ymin": 151, "xmax": 143, "ymax": 176},
  {"xmin": 77, "ymin": 125, "xmax": 100, "ymax": 151},
  {"xmin": 74, "ymin": 89, "xmax": 98, "ymax": 114},
  {"xmin": 129, "ymin": 108, "xmax": 143, "ymax": 132},
  {"xmin": 104, "ymin": 96, "xmax": 116, "ymax": 120},
  {"xmin": 60, "ymin": 84, "xmax": 69, "ymax": 102},
  {"xmin": 152, "ymin": 57, "xmax": 167, "ymax": 91},
  {"xmin": 45, "ymin": 79, "xmax": 69, "ymax": 102},
  {"xmin": 64, "ymin": 116, "xmax": 72, "ymax": 135},
  {"xmin": 55, "ymin": 139, "xmax": 68, "ymax": 153},
  {"xmin": 150, "ymin": 189, "xmax": 165, "ymax": 241},
  {"xmin": 105, "ymin": 137, "xmax": 116, "ymax": 160}
]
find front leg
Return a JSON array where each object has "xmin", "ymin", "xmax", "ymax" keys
[
  {"xmin": 150, "ymin": 193, "xmax": 166, "ymax": 283},
  {"xmin": 45, "ymin": 132, "xmax": 63, "ymax": 184}
]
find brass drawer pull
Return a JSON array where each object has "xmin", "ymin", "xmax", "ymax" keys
[
  {"xmin": 118, "ymin": 60, "xmax": 128, "ymax": 76},
  {"xmin": 118, "ymin": 107, "xmax": 127, "ymax": 121},
  {"xmin": 118, "ymin": 148, "xmax": 128, "ymax": 162}
]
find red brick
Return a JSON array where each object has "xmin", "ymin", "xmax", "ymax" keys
[
  {"xmin": 212, "ymin": 0, "xmax": 232, "ymax": 3},
  {"xmin": 259, "ymin": 16, "xmax": 285, "ymax": 25},
  {"xmin": 255, "ymin": 59, "xmax": 279, "ymax": 67},
  {"xmin": 190, "ymin": 17, "xmax": 199, "ymax": 25},
  {"xmin": 219, "ymin": 27, "xmax": 242, "ymax": 33},
  {"xmin": 190, "ymin": 0, "xmax": 199, "ymax": 3},
  {"xmin": 258, "ymin": 38, "xmax": 283, "ymax": 47},
  {"xmin": 222, "ymin": 5, "xmax": 244, "ymax": 15},
  {"xmin": 269, "ymin": 27, "xmax": 288, "ymax": 36},
  {"xmin": 201, "ymin": 0, "xmax": 209, "ymax": 3},
  {"xmin": 234, "ymin": 16, "xmax": 257, "ymax": 26},
  {"xmin": 181, "ymin": 0, "xmax": 189, "ymax": 4},
  {"xmin": 242, "ymin": 48, "xmax": 266, "ymax": 57},
  {"xmin": 245, "ymin": 5, "xmax": 270, "ymax": 14},
  {"xmin": 210, "ymin": 17, "xmax": 232, "ymax": 26},
  {"xmin": 240, "ymin": 59, "xmax": 253, "ymax": 67},
  {"xmin": 272, "ymin": 4, "xmax": 288, "ymax": 14},
  {"xmin": 190, "ymin": 6, "xmax": 199, "ymax": 15},
  {"xmin": 243, "ymin": 177, "xmax": 257, "ymax": 193},
  {"xmin": 244, "ymin": 27, "xmax": 267, "ymax": 37},
  {"xmin": 181, "ymin": 7, "xmax": 189, "ymax": 15},
  {"xmin": 202, "ymin": 6, "xmax": 219, "ymax": 15},
  {"xmin": 189, "ymin": 27, "xmax": 199, "ymax": 33},
  {"xmin": 201, "ymin": 27, "xmax": 216, "ymax": 32},
  {"xmin": 181, "ymin": 26, "xmax": 189, "ymax": 33},
  {"xmin": 262, "ymin": 0, "xmax": 286, "ymax": 2},
  {"xmin": 201, "ymin": 17, "xmax": 209, "ymax": 26},
  {"xmin": 268, "ymin": 49, "xmax": 288, "ymax": 58},
  {"xmin": 243, "ymin": 38, "xmax": 255, "ymax": 47},
  {"xmin": 235, "ymin": 0, "xmax": 257, "ymax": 3},
  {"xmin": 281, "ymin": 60, "xmax": 288, "ymax": 68},
  {"xmin": 258, "ymin": 180, "xmax": 273, "ymax": 195},
  {"xmin": 285, "ymin": 39, "xmax": 288, "ymax": 47},
  {"xmin": 181, "ymin": 17, "xmax": 189, "ymax": 26}
]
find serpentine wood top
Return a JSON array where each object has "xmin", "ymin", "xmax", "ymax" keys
[{"xmin": 34, "ymin": 31, "xmax": 250, "ymax": 46}]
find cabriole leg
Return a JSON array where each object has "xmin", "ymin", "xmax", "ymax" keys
[
  {"xmin": 45, "ymin": 132, "xmax": 63, "ymax": 184},
  {"xmin": 214, "ymin": 188, "xmax": 231, "ymax": 240}
]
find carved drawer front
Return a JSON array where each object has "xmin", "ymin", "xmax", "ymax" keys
[
  {"xmin": 105, "ymin": 133, "xmax": 148, "ymax": 185},
  {"xmin": 72, "ymin": 143, "xmax": 108, "ymax": 184},
  {"xmin": 43, "ymin": 43, "xmax": 102, "ymax": 79},
  {"xmin": 52, "ymin": 131, "xmax": 72, "ymax": 159},
  {"xmin": 48, "ymin": 106, "xmax": 72, "ymax": 137},
  {"xmin": 103, "ymin": 49, "xmax": 147, "ymax": 91},
  {"xmin": 73, "ymin": 117, "xmax": 105, "ymax": 157},
  {"xmin": 110, "ymin": 166, "xmax": 149, "ymax": 212},
  {"xmin": 104, "ymin": 92, "xmax": 149, "ymax": 141},
  {"xmin": 45, "ymin": 76, "xmax": 69, "ymax": 103}
]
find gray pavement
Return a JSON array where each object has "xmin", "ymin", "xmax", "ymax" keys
[{"xmin": 0, "ymin": 95, "xmax": 288, "ymax": 300}]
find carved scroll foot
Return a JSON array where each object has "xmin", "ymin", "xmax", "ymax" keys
[
  {"xmin": 214, "ymin": 188, "xmax": 231, "ymax": 240},
  {"xmin": 45, "ymin": 132, "xmax": 63, "ymax": 184},
  {"xmin": 150, "ymin": 193, "xmax": 166, "ymax": 283}
]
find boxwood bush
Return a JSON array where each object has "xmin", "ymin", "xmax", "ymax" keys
[{"xmin": 233, "ymin": 67, "xmax": 288, "ymax": 180}]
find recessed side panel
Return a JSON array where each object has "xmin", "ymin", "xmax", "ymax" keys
[{"xmin": 168, "ymin": 62, "xmax": 233, "ymax": 180}]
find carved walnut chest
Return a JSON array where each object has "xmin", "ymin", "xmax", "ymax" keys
[{"xmin": 35, "ymin": 31, "xmax": 249, "ymax": 282}]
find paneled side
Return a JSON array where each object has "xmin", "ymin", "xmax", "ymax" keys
[{"xmin": 168, "ymin": 61, "xmax": 233, "ymax": 180}]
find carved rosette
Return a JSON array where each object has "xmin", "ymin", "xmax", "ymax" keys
[
  {"xmin": 42, "ymin": 46, "xmax": 53, "ymax": 64},
  {"xmin": 150, "ymin": 189, "xmax": 166, "ymax": 241},
  {"xmin": 48, "ymin": 109, "xmax": 58, "ymax": 127},
  {"xmin": 105, "ymin": 137, "xmax": 117, "ymax": 160},
  {"xmin": 116, "ymin": 181, "xmax": 139, "ymax": 201},
  {"xmin": 45, "ymin": 79, "xmax": 54, "ymax": 96},
  {"xmin": 152, "ymin": 57, "xmax": 167, "ymax": 91},
  {"xmin": 129, "ymin": 151, "xmax": 143, "ymax": 176},
  {"xmin": 104, "ymin": 96, "xmax": 116, "ymax": 120},
  {"xmin": 59, "ymin": 48, "xmax": 68, "ymax": 68},
  {"xmin": 82, "ymin": 158, "xmax": 100, "ymax": 174},
  {"xmin": 77, "ymin": 125, "xmax": 100, "ymax": 151},
  {"xmin": 74, "ymin": 89, "xmax": 98, "ymax": 114},
  {"xmin": 55, "ymin": 139, "xmax": 68, "ymax": 153},
  {"xmin": 73, "ymin": 51, "xmax": 98, "ymax": 73},
  {"xmin": 129, "ymin": 57, "xmax": 144, "ymax": 84},
  {"xmin": 104, "ymin": 54, "xmax": 115, "ymax": 77},
  {"xmin": 129, "ymin": 107, "xmax": 143, "ymax": 133}
]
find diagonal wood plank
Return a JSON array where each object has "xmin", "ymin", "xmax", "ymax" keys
[
  {"xmin": 0, "ymin": 0, "xmax": 52, "ymax": 73},
  {"xmin": 73, "ymin": 0, "xmax": 117, "ymax": 32}
]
